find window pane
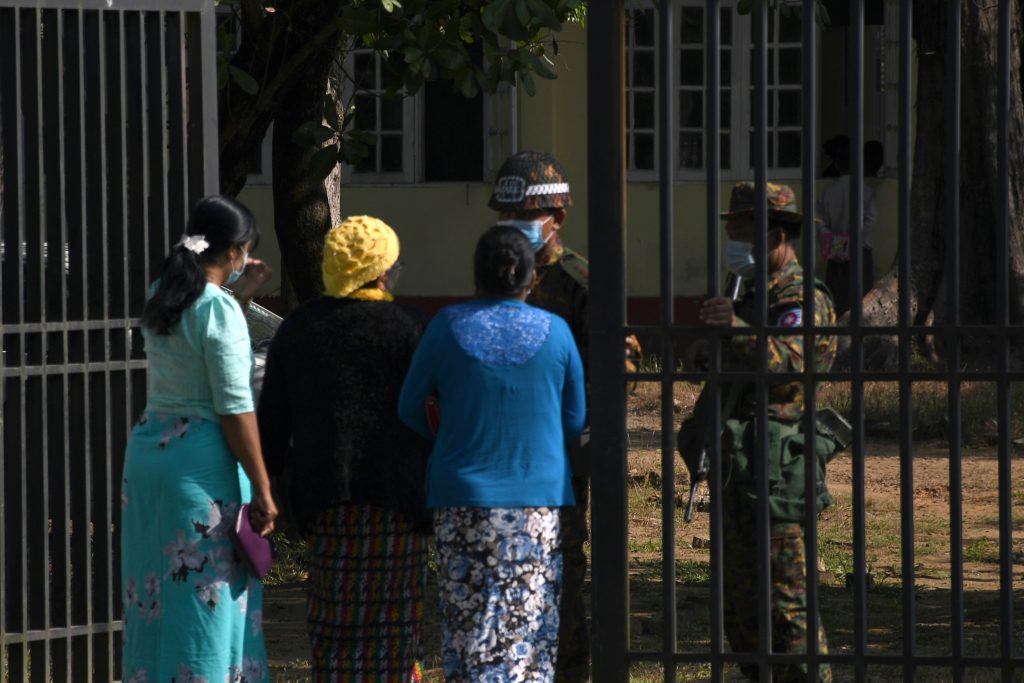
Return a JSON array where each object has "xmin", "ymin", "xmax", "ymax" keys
[
  {"xmin": 634, "ymin": 92, "xmax": 655, "ymax": 129},
  {"xmin": 779, "ymin": 9, "xmax": 802, "ymax": 42},
  {"xmin": 355, "ymin": 149, "xmax": 376, "ymax": 173},
  {"xmin": 749, "ymin": 49, "xmax": 774, "ymax": 86},
  {"xmin": 632, "ymin": 9, "xmax": 655, "ymax": 47},
  {"xmin": 720, "ymin": 7, "xmax": 733, "ymax": 46},
  {"xmin": 777, "ymin": 131, "xmax": 801, "ymax": 168},
  {"xmin": 768, "ymin": 92, "xmax": 775, "ymax": 126},
  {"xmin": 748, "ymin": 131, "xmax": 773, "ymax": 168},
  {"xmin": 354, "ymin": 94, "xmax": 376, "ymax": 131},
  {"xmin": 680, "ymin": 49, "xmax": 703, "ymax": 86},
  {"xmin": 354, "ymin": 53, "xmax": 376, "ymax": 90},
  {"xmin": 721, "ymin": 50, "xmax": 731, "ymax": 86},
  {"xmin": 721, "ymin": 90, "xmax": 731, "ymax": 128},
  {"xmin": 680, "ymin": 91, "xmax": 702, "ymax": 128},
  {"xmin": 778, "ymin": 90, "xmax": 800, "ymax": 126},
  {"xmin": 634, "ymin": 133, "xmax": 654, "ymax": 170},
  {"xmin": 381, "ymin": 97, "xmax": 403, "ymax": 131},
  {"xmin": 721, "ymin": 134, "xmax": 731, "ymax": 170},
  {"xmin": 680, "ymin": 7, "xmax": 703, "ymax": 44},
  {"xmin": 779, "ymin": 48, "xmax": 801, "ymax": 84},
  {"xmin": 679, "ymin": 132, "xmax": 702, "ymax": 169},
  {"xmin": 633, "ymin": 50, "xmax": 655, "ymax": 87},
  {"xmin": 381, "ymin": 134, "xmax": 403, "ymax": 172}
]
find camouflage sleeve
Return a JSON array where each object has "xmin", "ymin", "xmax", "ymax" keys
[
  {"xmin": 814, "ymin": 286, "xmax": 838, "ymax": 371},
  {"xmin": 726, "ymin": 309, "xmax": 806, "ymax": 373}
]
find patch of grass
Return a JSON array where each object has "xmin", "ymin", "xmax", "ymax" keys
[
  {"xmin": 962, "ymin": 537, "xmax": 1000, "ymax": 564},
  {"xmin": 264, "ymin": 531, "xmax": 309, "ymax": 586},
  {"xmin": 676, "ymin": 559, "xmax": 710, "ymax": 585},
  {"xmin": 817, "ymin": 381, "xmax": 1024, "ymax": 444}
]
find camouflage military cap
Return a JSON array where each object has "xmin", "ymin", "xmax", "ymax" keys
[
  {"xmin": 489, "ymin": 150, "xmax": 573, "ymax": 212},
  {"xmin": 721, "ymin": 181, "xmax": 804, "ymax": 224}
]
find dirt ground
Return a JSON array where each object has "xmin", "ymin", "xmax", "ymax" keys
[{"xmin": 262, "ymin": 440, "xmax": 1023, "ymax": 682}]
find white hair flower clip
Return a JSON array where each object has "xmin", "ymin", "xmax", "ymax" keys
[{"xmin": 177, "ymin": 234, "xmax": 210, "ymax": 255}]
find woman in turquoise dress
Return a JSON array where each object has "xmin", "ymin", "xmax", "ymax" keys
[{"xmin": 121, "ymin": 196, "xmax": 278, "ymax": 683}]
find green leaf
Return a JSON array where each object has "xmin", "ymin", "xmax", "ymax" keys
[
  {"xmin": 525, "ymin": 0, "xmax": 561, "ymax": 31},
  {"xmin": 737, "ymin": 0, "xmax": 756, "ymax": 15},
  {"xmin": 229, "ymin": 65, "xmax": 259, "ymax": 95},
  {"xmin": 381, "ymin": 0, "xmax": 402, "ymax": 12},
  {"xmin": 404, "ymin": 47, "xmax": 423, "ymax": 63},
  {"xmin": 481, "ymin": 0, "xmax": 512, "ymax": 34},
  {"xmin": 217, "ymin": 57, "xmax": 229, "ymax": 90},
  {"xmin": 514, "ymin": 0, "xmax": 531, "ymax": 28},
  {"xmin": 520, "ymin": 70, "xmax": 536, "ymax": 96},
  {"xmin": 460, "ymin": 72, "xmax": 479, "ymax": 98},
  {"xmin": 309, "ymin": 144, "xmax": 340, "ymax": 181}
]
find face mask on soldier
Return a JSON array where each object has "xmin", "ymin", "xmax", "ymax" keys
[
  {"xmin": 725, "ymin": 239, "xmax": 756, "ymax": 279},
  {"xmin": 496, "ymin": 217, "xmax": 555, "ymax": 252}
]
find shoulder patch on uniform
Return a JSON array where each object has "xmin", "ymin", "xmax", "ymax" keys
[
  {"xmin": 777, "ymin": 308, "xmax": 803, "ymax": 327},
  {"xmin": 559, "ymin": 248, "xmax": 589, "ymax": 290}
]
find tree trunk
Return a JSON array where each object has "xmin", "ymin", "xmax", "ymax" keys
[
  {"xmin": 270, "ymin": 36, "xmax": 342, "ymax": 304},
  {"xmin": 837, "ymin": 1, "xmax": 1024, "ymax": 369},
  {"xmin": 218, "ymin": 1, "xmax": 344, "ymax": 197}
]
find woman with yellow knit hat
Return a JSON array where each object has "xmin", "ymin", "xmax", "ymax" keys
[{"xmin": 257, "ymin": 216, "xmax": 431, "ymax": 682}]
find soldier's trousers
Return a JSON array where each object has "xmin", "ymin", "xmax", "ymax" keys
[
  {"xmin": 722, "ymin": 483, "xmax": 831, "ymax": 682},
  {"xmin": 555, "ymin": 438, "xmax": 590, "ymax": 683}
]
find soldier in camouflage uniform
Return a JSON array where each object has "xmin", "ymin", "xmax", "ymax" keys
[
  {"xmin": 489, "ymin": 151, "xmax": 590, "ymax": 683},
  {"xmin": 698, "ymin": 182, "xmax": 837, "ymax": 682}
]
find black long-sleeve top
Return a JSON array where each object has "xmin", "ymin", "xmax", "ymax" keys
[{"xmin": 257, "ymin": 296, "xmax": 431, "ymax": 533}]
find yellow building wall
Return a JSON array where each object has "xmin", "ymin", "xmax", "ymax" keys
[{"xmin": 239, "ymin": 21, "xmax": 904, "ymax": 305}]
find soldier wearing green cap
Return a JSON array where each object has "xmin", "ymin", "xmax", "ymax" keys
[
  {"xmin": 489, "ymin": 150, "xmax": 591, "ymax": 683},
  {"xmin": 696, "ymin": 181, "xmax": 838, "ymax": 682}
]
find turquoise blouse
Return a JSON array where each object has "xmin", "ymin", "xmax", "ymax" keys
[{"xmin": 143, "ymin": 283, "xmax": 254, "ymax": 421}]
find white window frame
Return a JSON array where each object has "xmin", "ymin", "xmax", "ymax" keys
[
  {"xmin": 626, "ymin": 0, "xmax": 820, "ymax": 182},
  {"xmin": 341, "ymin": 46, "xmax": 517, "ymax": 186}
]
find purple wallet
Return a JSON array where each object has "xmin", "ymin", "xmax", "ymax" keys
[{"xmin": 231, "ymin": 503, "xmax": 274, "ymax": 580}]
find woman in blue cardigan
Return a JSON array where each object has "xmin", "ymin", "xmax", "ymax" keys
[{"xmin": 399, "ymin": 224, "xmax": 586, "ymax": 683}]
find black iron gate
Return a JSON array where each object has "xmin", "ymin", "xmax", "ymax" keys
[
  {"xmin": 587, "ymin": 1, "xmax": 1022, "ymax": 681},
  {"xmin": 0, "ymin": 2, "xmax": 217, "ymax": 679}
]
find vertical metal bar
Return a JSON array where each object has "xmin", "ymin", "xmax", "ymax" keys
[
  {"xmin": 159, "ymin": 11, "xmax": 171, "ymax": 254},
  {"xmin": 751, "ymin": 3, "xmax": 771, "ymax": 680},
  {"xmin": 704, "ymin": 2, "xmax": 723, "ymax": 679},
  {"xmin": 55, "ymin": 9, "xmax": 74, "ymax": 679},
  {"xmin": 139, "ymin": 12, "xmax": 151, "ymax": 294},
  {"xmin": 800, "ymin": 2, "xmax": 820, "ymax": 680},
  {"xmin": 848, "ymin": 2, "xmax": 867, "ymax": 682},
  {"xmin": 32, "ymin": 8, "xmax": 55, "ymax": 678},
  {"xmin": 78, "ymin": 9, "xmax": 96, "ymax": 675},
  {"xmin": 587, "ymin": 2, "xmax": 629, "ymax": 682},
  {"xmin": 177, "ymin": 13, "xmax": 190, "ymax": 216},
  {"xmin": 0, "ymin": 6, "xmax": 7, "ymax": 664},
  {"xmin": 996, "ymin": 6, "xmax": 1014, "ymax": 680},
  {"xmin": 944, "ymin": 2, "xmax": 964, "ymax": 679},
  {"xmin": 745, "ymin": 3, "xmax": 770, "ymax": 679},
  {"xmin": 0, "ymin": 7, "xmax": 6, "ymax": 668},
  {"xmin": 657, "ymin": 2, "xmax": 676, "ymax": 679},
  {"xmin": 13, "ymin": 10, "xmax": 30, "ymax": 679},
  {"xmin": 897, "ymin": 1, "xmax": 916, "ymax": 680},
  {"xmin": 197, "ymin": 4, "xmax": 219, "ymax": 195},
  {"xmin": 98, "ymin": 11, "xmax": 116, "ymax": 676}
]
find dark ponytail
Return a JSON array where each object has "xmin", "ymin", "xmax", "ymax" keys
[
  {"xmin": 142, "ymin": 195, "xmax": 259, "ymax": 335},
  {"xmin": 474, "ymin": 225, "xmax": 534, "ymax": 297}
]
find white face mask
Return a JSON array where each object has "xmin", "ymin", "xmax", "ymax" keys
[{"xmin": 725, "ymin": 240, "xmax": 755, "ymax": 279}]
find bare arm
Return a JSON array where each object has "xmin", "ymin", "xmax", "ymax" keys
[{"xmin": 219, "ymin": 411, "xmax": 278, "ymax": 536}]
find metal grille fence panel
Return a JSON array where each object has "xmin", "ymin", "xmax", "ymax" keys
[
  {"xmin": 0, "ymin": 2, "xmax": 217, "ymax": 680},
  {"xmin": 587, "ymin": 1, "xmax": 1022, "ymax": 681}
]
